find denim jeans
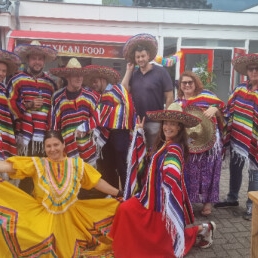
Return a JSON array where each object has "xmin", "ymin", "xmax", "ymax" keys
[
  {"xmin": 227, "ymin": 152, "xmax": 258, "ymax": 211},
  {"xmin": 246, "ymin": 169, "xmax": 258, "ymax": 209}
]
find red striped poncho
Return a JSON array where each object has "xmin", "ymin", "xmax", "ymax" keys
[
  {"xmin": 176, "ymin": 89, "xmax": 227, "ymax": 135},
  {"xmin": 51, "ymin": 87, "xmax": 98, "ymax": 164},
  {"xmin": 7, "ymin": 72, "xmax": 56, "ymax": 155},
  {"xmin": 0, "ymin": 84, "xmax": 17, "ymax": 159},
  {"xmin": 93, "ymin": 83, "xmax": 136, "ymax": 148},
  {"xmin": 125, "ymin": 128, "xmax": 194, "ymax": 258},
  {"xmin": 225, "ymin": 81, "xmax": 258, "ymax": 169},
  {"xmin": 97, "ymin": 84, "xmax": 136, "ymax": 130}
]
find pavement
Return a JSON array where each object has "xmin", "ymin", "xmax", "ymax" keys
[{"xmin": 186, "ymin": 165, "xmax": 251, "ymax": 258}]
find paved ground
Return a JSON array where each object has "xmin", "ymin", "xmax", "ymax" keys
[{"xmin": 186, "ymin": 165, "xmax": 251, "ymax": 258}]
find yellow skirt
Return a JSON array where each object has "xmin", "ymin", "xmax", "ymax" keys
[{"xmin": 0, "ymin": 179, "xmax": 119, "ymax": 258}]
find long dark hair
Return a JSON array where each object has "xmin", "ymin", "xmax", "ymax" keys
[
  {"xmin": 151, "ymin": 121, "xmax": 189, "ymax": 160},
  {"xmin": 44, "ymin": 130, "xmax": 64, "ymax": 144}
]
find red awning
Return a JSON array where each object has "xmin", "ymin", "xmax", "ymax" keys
[{"xmin": 7, "ymin": 30, "xmax": 131, "ymax": 51}]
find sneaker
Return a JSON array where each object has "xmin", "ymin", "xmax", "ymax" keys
[
  {"xmin": 214, "ymin": 200, "xmax": 239, "ymax": 208},
  {"xmin": 243, "ymin": 206, "xmax": 252, "ymax": 221},
  {"xmin": 198, "ymin": 221, "xmax": 216, "ymax": 249}
]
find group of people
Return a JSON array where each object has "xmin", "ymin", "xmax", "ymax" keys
[{"xmin": 0, "ymin": 32, "xmax": 257, "ymax": 257}]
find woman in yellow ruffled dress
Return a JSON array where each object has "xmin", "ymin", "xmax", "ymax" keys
[{"xmin": 0, "ymin": 130, "xmax": 121, "ymax": 258}]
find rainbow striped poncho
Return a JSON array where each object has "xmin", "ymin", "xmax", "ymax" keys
[
  {"xmin": 93, "ymin": 83, "xmax": 136, "ymax": 148},
  {"xmin": 125, "ymin": 128, "xmax": 194, "ymax": 258},
  {"xmin": 51, "ymin": 87, "xmax": 98, "ymax": 164},
  {"xmin": 0, "ymin": 83, "xmax": 17, "ymax": 159},
  {"xmin": 224, "ymin": 81, "xmax": 258, "ymax": 169},
  {"xmin": 8, "ymin": 71, "xmax": 56, "ymax": 155}
]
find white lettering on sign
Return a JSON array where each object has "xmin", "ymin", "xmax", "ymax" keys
[{"xmin": 82, "ymin": 46, "xmax": 105, "ymax": 55}]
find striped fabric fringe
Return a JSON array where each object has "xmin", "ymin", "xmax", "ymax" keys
[{"xmin": 124, "ymin": 127, "xmax": 146, "ymax": 200}]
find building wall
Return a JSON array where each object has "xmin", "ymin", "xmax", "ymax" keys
[{"xmin": 1, "ymin": 1, "xmax": 258, "ymax": 101}]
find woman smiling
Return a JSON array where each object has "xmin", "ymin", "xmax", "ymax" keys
[{"xmin": 0, "ymin": 130, "xmax": 121, "ymax": 257}]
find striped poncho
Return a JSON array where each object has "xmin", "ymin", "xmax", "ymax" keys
[
  {"xmin": 97, "ymin": 83, "xmax": 136, "ymax": 130},
  {"xmin": 125, "ymin": 128, "xmax": 194, "ymax": 258},
  {"xmin": 51, "ymin": 87, "xmax": 98, "ymax": 164},
  {"xmin": 176, "ymin": 89, "xmax": 227, "ymax": 134},
  {"xmin": 224, "ymin": 81, "xmax": 258, "ymax": 169},
  {"xmin": 94, "ymin": 83, "xmax": 136, "ymax": 148},
  {"xmin": 0, "ymin": 84, "xmax": 17, "ymax": 159},
  {"xmin": 7, "ymin": 71, "xmax": 56, "ymax": 155}
]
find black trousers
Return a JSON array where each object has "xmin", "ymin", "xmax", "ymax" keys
[{"xmin": 97, "ymin": 129, "xmax": 130, "ymax": 190}]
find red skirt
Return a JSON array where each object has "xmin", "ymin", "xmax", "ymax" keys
[{"xmin": 109, "ymin": 197, "xmax": 198, "ymax": 258}]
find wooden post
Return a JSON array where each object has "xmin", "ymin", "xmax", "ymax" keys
[{"xmin": 248, "ymin": 191, "xmax": 258, "ymax": 258}]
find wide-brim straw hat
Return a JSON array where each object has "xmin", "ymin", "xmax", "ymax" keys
[
  {"xmin": 232, "ymin": 53, "xmax": 258, "ymax": 76},
  {"xmin": 83, "ymin": 65, "xmax": 120, "ymax": 86},
  {"xmin": 49, "ymin": 58, "xmax": 86, "ymax": 77},
  {"xmin": 146, "ymin": 103, "xmax": 201, "ymax": 128},
  {"xmin": 123, "ymin": 33, "xmax": 158, "ymax": 63},
  {"xmin": 14, "ymin": 40, "xmax": 57, "ymax": 63},
  {"xmin": 0, "ymin": 49, "xmax": 21, "ymax": 76},
  {"xmin": 184, "ymin": 105, "xmax": 216, "ymax": 154}
]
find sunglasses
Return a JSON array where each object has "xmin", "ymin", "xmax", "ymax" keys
[
  {"xmin": 181, "ymin": 80, "xmax": 194, "ymax": 86},
  {"xmin": 247, "ymin": 67, "xmax": 258, "ymax": 72}
]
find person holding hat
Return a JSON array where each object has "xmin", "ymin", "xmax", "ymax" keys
[
  {"xmin": 121, "ymin": 33, "xmax": 174, "ymax": 150},
  {"xmin": 175, "ymin": 71, "xmax": 227, "ymax": 216},
  {"xmin": 7, "ymin": 40, "xmax": 58, "ymax": 194},
  {"xmin": 0, "ymin": 49, "xmax": 21, "ymax": 183},
  {"xmin": 50, "ymin": 58, "xmax": 99, "ymax": 168},
  {"xmin": 83, "ymin": 65, "xmax": 136, "ymax": 190},
  {"xmin": 109, "ymin": 103, "xmax": 216, "ymax": 258},
  {"xmin": 214, "ymin": 53, "xmax": 258, "ymax": 220}
]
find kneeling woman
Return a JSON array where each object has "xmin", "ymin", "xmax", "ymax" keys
[
  {"xmin": 109, "ymin": 103, "xmax": 216, "ymax": 258},
  {"xmin": 0, "ymin": 130, "xmax": 121, "ymax": 258}
]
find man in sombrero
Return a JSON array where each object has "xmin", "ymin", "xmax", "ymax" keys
[
  {"xmin": 84, "ymin": 65, "xmax": 136, "ymax": 190},
  {"xmin": 215, "ymin": 53, "xmax": 258, "ymax": 221},
  {"xmin": 7, "ymin": 40, "xmax": 57, "ymax": 194},
  {"xmin": 0, "ymin": 49, "xmax": 21, "ymax": 183},
  {"xmin": 50, "ymin": 58, "xmax": 99, "ymax": 168},
  {"xmin": 121, "ymin": 33, "xmax": 174, "ymax": 150}
]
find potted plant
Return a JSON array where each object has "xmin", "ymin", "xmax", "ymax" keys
[{"xmin": 194, "ymin": 59, "xmax": 217, "ymax": 92}]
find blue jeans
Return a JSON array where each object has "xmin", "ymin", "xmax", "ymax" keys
[
  {"xmin": 227, "ymin": 152, "xmax": 258, "ymax": 209},
  {"xmin": 246, "ymin": 169, "xmax": 258, "ymax": 209}
]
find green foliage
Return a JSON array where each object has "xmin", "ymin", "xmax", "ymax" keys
[
  {"xmin": 133, "ymin": 0, "xmax": 212, "ymax": 9},
  {"xmin": 194, "ymin": 60, "xmax": 217, "ymax": 92}
]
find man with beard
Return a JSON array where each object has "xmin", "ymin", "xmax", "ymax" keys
[
  {"xmin": 122, "ymin": 33, "xmax": 174, "ymax": 150},
  {"xmin": 7, "ymin": 40, "xmax": 57, "ymax": 194}
]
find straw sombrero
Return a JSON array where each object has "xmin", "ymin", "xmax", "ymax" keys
[
  {"xmin": 0, "ymin": 49, "xmax": 21, "ymax": 76},
  {"xmin": 184, "ymin": 105, "xmax": 216, "ymax": 153},
  {"xmin": 146, "ymin": 103, "xmax": 201, "ymax": 128},
  {"xmin": 232, "ymin": 53, "xmax": 258, "ymax": 76},
  {"xmin": 83, "ymin": 65, "xmax": 120, "ymax": 86},
  {"xmin": 14, "ymin": 40, "xmax": 57, "ymax": 63},
  {"xmin": 123, "ymin": 33, "xmax": 158, "ymax": 63},
  {"xmin": 49, "ymin": 58, "xmax": 86, "ymax": 77}
]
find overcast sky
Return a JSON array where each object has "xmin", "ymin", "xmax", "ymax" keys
[{"xmin": 207, "ymin": 0, "xmax": 258, "ymax": 11}]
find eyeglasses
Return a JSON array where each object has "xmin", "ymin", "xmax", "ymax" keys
[
  {"xmin": 247, "ymin": 67, "xmax": 258, "ymax": 72},
  {"xmin": 181, "ymin": 80, "xmax": 194, "ymax": 86}
]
